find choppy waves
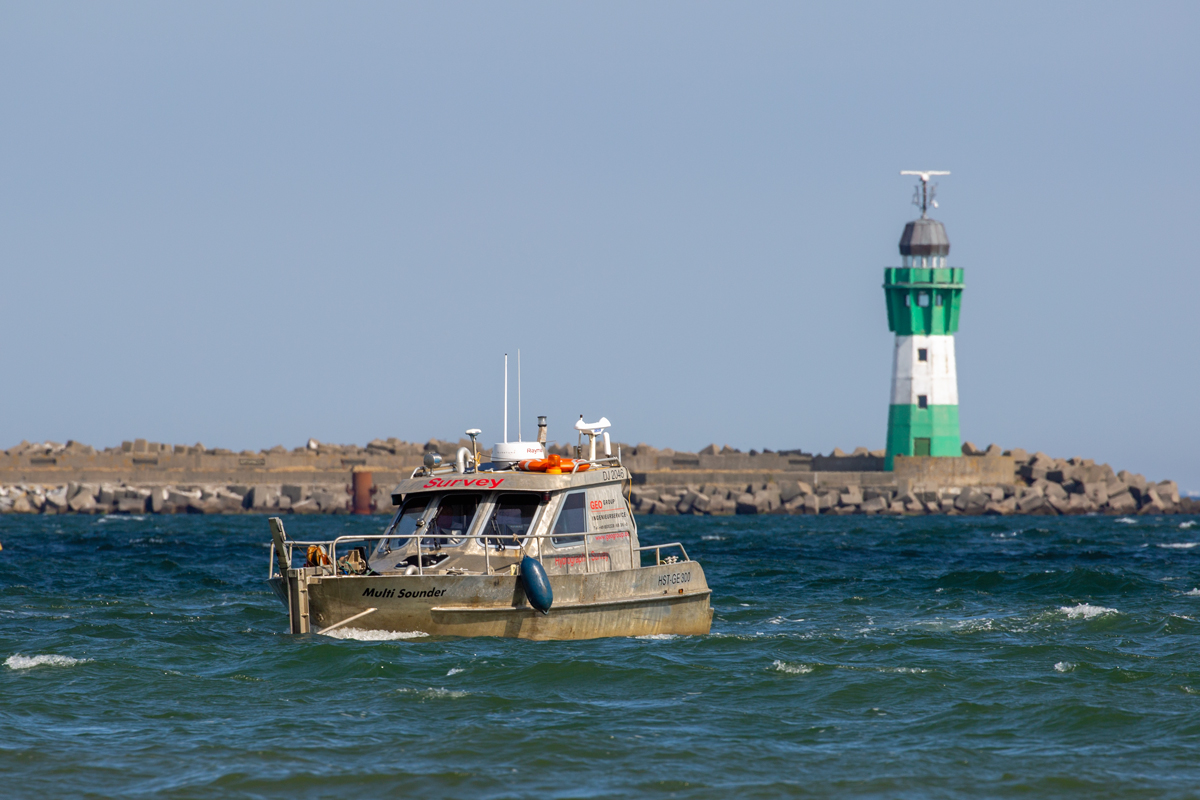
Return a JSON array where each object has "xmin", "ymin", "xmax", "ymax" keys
[{"xmin": 1, "ymin": 512, "xmax": 1199, "ymax": 799}]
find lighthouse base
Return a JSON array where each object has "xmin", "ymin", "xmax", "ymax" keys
[{"xmin": 884, "ymin": 404, "xmax": 960, "ymax": 470}]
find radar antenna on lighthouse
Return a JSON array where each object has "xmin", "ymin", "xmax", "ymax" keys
[{"xmin": 900, "ymin": 170, "xmax": 950, "ymax": 218}]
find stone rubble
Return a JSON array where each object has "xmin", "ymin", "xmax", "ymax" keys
[
  {"xmin": 0, "ymin": 439, "xmax": 1193, "ymax": 517},
  {"xmin": 626, "ymin": 447, "xmax": 1196, "ymax": 517}
]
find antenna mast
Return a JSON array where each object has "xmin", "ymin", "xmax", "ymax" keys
[
  {"xmin": 503, "ymin": 353, "xmax": 508, "ymax": 443},
  {"xmin": 900, "ymin": 170, "xmax": 950, "ymax": 218},
  {"xmin": 517, "ymin": 349, "xmax": 522, "ymax": 442}
]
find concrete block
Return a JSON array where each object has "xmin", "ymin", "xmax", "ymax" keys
[
  {"xmin": 1067, "ymin": 494, "xmax": 1095, "ymax": 514},
  {"xmin": 291, "ymin": 498, "xmax": 321, "ymax": 514},
  {"xmin": 1017, "ymin": 494, "xmax": 1048, "ymax": 513},
  {"xmin": 1082, "ymin": 482, "xmax": 1109, "ymax": 505},
  {"xmin": 861, "ymin": 496, "xmax": 888, "ymax": 514},
  {"xmin": 150, "ymin": 487, "xmax": 168, "ymax": 513},
  {"xmin": 68, "ymin": 490, "xmax": 97, "ymax": 512},
  {"xmin": 1156, "ymin": 481, "xmax": 1180, "ymax": 504},
  {"xmin": 778, "ymin": 481, "xmax": 805, "ymax": 504},
  {"xmin": 1106, "ymin": 491, "xmax": 1136, "ymax": 513},
  {"xmin": 839, "ymin": 487, "xmax": 863, "ymax": 507},
  {"xmin": 1045, "ymin": 494, "xmax": 1070, "ymax": 514},
  {"xmin": 1118, "ymin": 471, "xmax": 1147, "ymax": 491},
  {"xmin": 735, "ymin": 495, "xmax": 759, "ymax": 515},
  {"xmin": 282, "ymin": 485, "xmax": 305, "ymax": 504},
  {"xmin": 44, "ymin": 488, "xmax": 70, "ymax": 513},
  {"xmin": 116, "ymin": 496, "xmax": 147, "ymax": 513},
  {"xmin": 248, "ymin": 485, "xmax": 280, "ymax": 510},
  {"xmin": 1045, "ymin": 482, "xmax": 1068, "ymax": 501}
]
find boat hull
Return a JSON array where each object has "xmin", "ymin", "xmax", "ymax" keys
[{"xmin": 271, "ymin": 561, "xmax": 712, "ymax": 640}]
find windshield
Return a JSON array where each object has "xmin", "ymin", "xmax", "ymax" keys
[
  {"xmin": 373, "ymin": 495, "xmax": 431, "ymax": 558},
  {"xmin": 423, "ymin": 493, "xmax": 481, "ymax": 548},
  {"xmin": 483, "ymin": 493, "xmax": 541, "ymax": 550}
]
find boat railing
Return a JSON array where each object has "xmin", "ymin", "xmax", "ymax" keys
[
  {"xmin": 633, "ymin": 542, "xmax": 691, "ymax": 566},
  {"xmin": 269, "ymin": 528, "xmax": 686, "ymax": 579}
]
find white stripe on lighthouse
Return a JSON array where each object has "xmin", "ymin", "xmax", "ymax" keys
[{"xmin": 890, "ymin": 335, "xmax": 958, "ymax": 406}]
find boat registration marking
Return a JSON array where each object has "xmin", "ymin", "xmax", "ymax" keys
[{"xmin": 658, "ymin": 571, "xmax": 692, "ymax": 587}]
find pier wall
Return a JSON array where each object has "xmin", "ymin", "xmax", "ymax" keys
[{"xmin": 0, "ymin": 438, "xmax": 1192, "ymax": 517}]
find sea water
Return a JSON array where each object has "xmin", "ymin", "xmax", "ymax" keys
[{"xmin": 4, "ymin": 513, "xmax": 1200, "ymax": 798}]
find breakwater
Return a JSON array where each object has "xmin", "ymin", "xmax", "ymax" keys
[{"xmin": 0, "ymin": 438, "xmax": 1193, "ymax": 517}]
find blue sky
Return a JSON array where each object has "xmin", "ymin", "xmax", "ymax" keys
[{"xmin": 1, "ymin": 2, "xmax": 1197, "ymax": 489}]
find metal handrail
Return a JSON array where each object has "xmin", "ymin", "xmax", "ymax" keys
[
  {"xmin": 270, "ymin": 529, "xmax": 657, "ymax": 578},
  {"xmin": 634, "ymin": 542, "xmax": 690, "ymax": 566}
]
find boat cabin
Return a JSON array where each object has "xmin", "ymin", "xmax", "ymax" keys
[{"xmin": 369, "ymin": 467, "xmax": 639, "ymax": 577}]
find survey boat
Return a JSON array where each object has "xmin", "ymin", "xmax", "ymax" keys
[{"xmin": 266, "ymin": 415, "xmax": 712, "ymax": 640}]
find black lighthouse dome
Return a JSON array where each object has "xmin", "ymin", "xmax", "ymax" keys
[{"xmin": 898, "ymin": 218, "xmax": 950, "ymax": 257}]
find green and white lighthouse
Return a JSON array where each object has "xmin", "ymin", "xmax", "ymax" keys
[{"xmin": 883, "ymin": 171, "xmax": 963, "ymax": 470}]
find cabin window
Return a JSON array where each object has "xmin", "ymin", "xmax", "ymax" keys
[
  {"xmin": 551, "ymin": 491, "xmax": 587, "ymax": 546},
  {"xmin": 917, "ymin": 348, "xmax": 928, "ymax": 362},
  {"xmin": 913, "ymin": 438, "xmax": 931, "ymax": 456},
  {"xmin": 373, "ymin": 495, "xmax": 430, "ymax": 556},
  {"xmin": 918, "ymin": 395, "xmax": 928, "ymax": 409},
  {"xmin": 918, "ymin": 292, "xmax": 930, "ymax": 307},
  {"xmin": 484, "ymin": 493, "xmax": 541, "ymax": 550},
  {"xmin": 425, "ymin": 493, "xmax": 481, "ymax": 547}
]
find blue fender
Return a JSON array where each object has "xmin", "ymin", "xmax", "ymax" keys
[{"xmin": 520, "ymin": 556, "xmax": 553, "ymax": 615}]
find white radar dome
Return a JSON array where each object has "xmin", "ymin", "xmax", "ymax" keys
[{"xmin": 491, "ymin": 441, "xmax": 546, "ymax": 467}]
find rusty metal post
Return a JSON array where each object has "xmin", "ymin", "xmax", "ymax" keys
[{"xmin": 351, "ymin": 468, "xmax": 373, "ymax": 515}]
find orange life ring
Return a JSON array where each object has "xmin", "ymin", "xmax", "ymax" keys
[{"xmin": 517, "ymin": 453, "xmax": 590, "ymax": 474}]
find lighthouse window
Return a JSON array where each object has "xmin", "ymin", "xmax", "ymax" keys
[
  {"xmin": 918, "ymin": 395, "xmax": 928, "ymax": 409},
  {"xmin": 935, "ymin": 294, "xmax": 944, "ymax": 307},
  {"xmin": 918, "ymin": 348, "xmax": 928, "ymax": 362},
  {"xmin": 918, "ymin": 292, "xmax": 930, "ymax": 307},
  {"xmin": 905, "ymin": 294, "xmax": 911, "ymax": 307}
]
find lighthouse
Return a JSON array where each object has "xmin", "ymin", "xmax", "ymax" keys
[{"xmin": 883, "ymin": 171, "xmax": 963, "ymax": 470}]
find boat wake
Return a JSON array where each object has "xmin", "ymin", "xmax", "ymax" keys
[{"xmin": 323, "ymin": 628, "xmax": 430, "ymax": 641}]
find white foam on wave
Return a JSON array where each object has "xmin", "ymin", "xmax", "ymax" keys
[
  {"xmin": 636, "ymin": 633, "xmax": 678, "ymax": 640},
  {"xmin": 1115, "ymin": 517, "xmax": 1138, "ymax": 525},
  {"xmin": 5, "ymin": 654, "xmax": 90, "ymax": 670},
  {"xmin": 1059, "ymin": 603, "xmax": 1119, "ymax": 619},
  {"xmin": 771, "ymin": 660, "xmax": 813, "ymax": 674},
  {"xmin": 1181, "ymin": 521, "xmax": 1197, "ymax": 529},
  {"xmin": 446, "ymin": 667, "xmax": 464, "ymax": 676},
  {"xmin": 323, "ymin": 628, "xmax": 430, "ymax": 641},
  {"xmin": 1185, "ymin": 589, "xmax": 1200, "ymax": 597},
  {"xmin": 399, "ymin": 687, "xmax": 469, "ymax": 699},
  {"xmin": 1158, "ymin": 543, "xmax": 1199, "ymax": 549},
  {"xmin": 701, "ymin": 535, "xmax": 726, "ymax": 541},
  {"xmin": 1054, "ymin": 661, "xmax": 1075, "ymax": 673}
]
